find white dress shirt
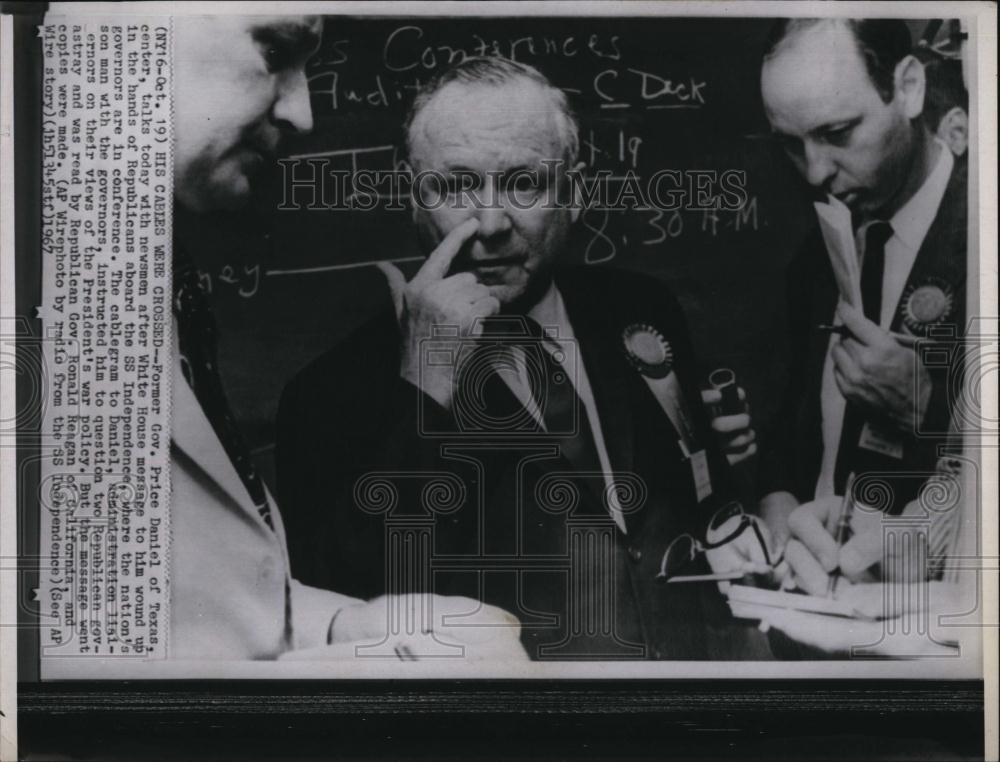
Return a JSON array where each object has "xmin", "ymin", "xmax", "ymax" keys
[
  {"xmin": 493, "ymin": 282, "xmax": 628, "ymax": 532},
  {"xmin": 814, "ymin": 140, "xmax": 954, "ymax": 498}
]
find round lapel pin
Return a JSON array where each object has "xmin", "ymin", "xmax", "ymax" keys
[
  {"xmin": 622, "ymin": 323, "xmax": 674, "ymax": 379},
  {"xmin": 901, "ymin": 278, "xmax": 955, "ymax": 335}
]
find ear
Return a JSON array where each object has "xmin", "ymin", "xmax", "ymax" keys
[
  {"xmin": 936, "ymin": 106, "xmax": 968, "ymax": 157},
  {"xmin": 894, "ymin": 55, "xmax": 926, "ymax": 120},
  {"xmin": 568, "ymin": 161, "xmax": 587, "ymax": 224}
]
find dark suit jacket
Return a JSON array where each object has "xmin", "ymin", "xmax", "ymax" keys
[
  {"xmin": 759, "ymin": 158, "xmax": 968, "ymax": 509},
  {"xmin": 277, "ymin": 266, "xmax": 770, "ymax": 660}
]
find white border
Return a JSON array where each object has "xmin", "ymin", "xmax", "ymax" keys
[
  {"xmin": 7, "ymin": 4, "xmax": 996, "ymax": 756},
  {"xmin": 0, "ymin": 14, "xmax": 18, "ymax": 762}
]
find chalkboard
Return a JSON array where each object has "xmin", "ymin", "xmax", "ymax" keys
[{"xmin": 175, "ymin": 16, "xmax": 819, "ymax": 487}]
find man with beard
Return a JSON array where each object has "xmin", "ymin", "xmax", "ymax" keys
[{"xmin": 170, "ymin": 16, "xmax": 524, "ymax": 660}]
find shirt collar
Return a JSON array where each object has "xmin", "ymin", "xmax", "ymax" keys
[
  {"xmin": 526, "ymin": 280, "xmax": 573, "ymax": 344},
  {"xmin": 889, "ymin": 138, "xmax": 954, "ymax": 252}
]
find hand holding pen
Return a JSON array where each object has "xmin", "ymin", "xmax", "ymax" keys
[{"xmin": 826, "ymin": 474, "xmax": 857, "ymax": 597}]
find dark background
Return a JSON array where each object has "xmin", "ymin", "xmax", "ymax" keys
[
  {"xmin": 8, "ymin": 9, "xmax": 983, "ymax": 760},
  {"xmin": 177, "ymin": 16, "xmax": 824, "ymax": 490}
]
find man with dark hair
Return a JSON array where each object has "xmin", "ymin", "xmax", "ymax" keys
[
  {"xmin": 277, "ymin": 56, "xmax": 768, "ymax": 660},
  {"xmin": 754, "ymin": 19, "xmax": 966, "ymax": 570},
  {"xmin": 915, "ymin": 47, "xmax": 968, "ymax": 156}
]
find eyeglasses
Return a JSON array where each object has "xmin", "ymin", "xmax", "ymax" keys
[{"xmin": 655, "ymin": 501, "xmax": 783, "ymax": 584}]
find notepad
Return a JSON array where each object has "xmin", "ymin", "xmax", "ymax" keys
[
  {"xmin": 725, "ymin": 584, "xmax": 858, "ymax": 618},
  {"xmin": 814, "ymin": 196, "xmax": 862, "ymax": 309}
]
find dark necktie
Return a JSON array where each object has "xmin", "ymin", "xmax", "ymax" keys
[
  {"xmin": 173, "ymin": 247, "xmax": 274, "ymax": 530},
  {"xmin": 523, "ymin": 318, "xmax": 603, "ymax": 478},
  {"xmin": 833, "ymin": 221, "xmax": 894, "ymax": 494}
]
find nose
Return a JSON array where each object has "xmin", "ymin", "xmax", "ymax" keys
[
  {"xmin": 803, "ymin": 140, "xmax": 836, "ymax": 189},
  {"xmin": 474, "ymin": 181, "xmax": 513, "ymax": 239},
  {"xmin": 272, "ymin": 70, "xmax": 314, "ymax": 134}
]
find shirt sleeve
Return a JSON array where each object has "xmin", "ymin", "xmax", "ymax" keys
[{"xmin": 288, "ymin": 579, "xmax": 360, "ymax": 651}]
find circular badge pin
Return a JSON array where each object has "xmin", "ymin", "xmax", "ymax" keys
[
  {"xmin": 622, "ymin": 323, "xmax": 673, "ymax": 379},
  {"xmin": 901, "ymin": 278, "xmax": 955, "ymax": 335}
]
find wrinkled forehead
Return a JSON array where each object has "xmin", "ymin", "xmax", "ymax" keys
[
  {"xmin": 761, "ymin": 22, "xmax": 877, "ymax": 133},
  {"xmin": 409, "ymin": 80, "xmax": 567, "ymax": 170}
]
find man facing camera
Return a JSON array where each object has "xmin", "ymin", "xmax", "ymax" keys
[
  {"xmin": 756, "ymin": 19, "xmax": 967, "ymax": 548},
  {"xmin": 170, "ymin": 17, "xmax": 523, "ymax": 660},
  {"xmin": 278, "ymin": 57, "xmax": 769, "ymax": 660}
]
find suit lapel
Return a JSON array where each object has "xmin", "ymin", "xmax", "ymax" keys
[
  {"xmin": 170, "ymin": 324, "xmax": 270, "ymax": 529},
  {"xmin": 557, "ymin": 272, "xmax": 635, "ymax": 478},
  {"xmin": 888, "ymin": 159, "xmax": 967, "ymax": 333},
  {"xmin": 805, "ymin": 238, "xmax": 841, "ymax": 395}
]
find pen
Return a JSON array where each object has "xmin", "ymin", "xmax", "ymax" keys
[
  {"xmin": 816, "ymin": 324, "xmax": 918, "ymax": 348},
  {"xmin": 827, "ymin": 473, "xmax": 857, "ymax": 598}
]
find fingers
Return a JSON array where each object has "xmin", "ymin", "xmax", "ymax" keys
[
  {"xmin": 783, "ymin": 539, "xmax": 832, "ymax": 596},
  {"xmin": 413, "ymin": 219, "xmax": 480, "ymax": 284},
  {"xmin": 831, "ymin": 341, "xmax": 862, "ymax": 388},
  {"xmin": 375, "ymin": 260, "xmax": 407, "ymax": 320},
  {"xmin": 468, "ymin": 295, "xmax": 501, "ymax": 319},
  {"xmin": 838, "ymin": 527, "xmax": 884, "ymax": 579},
  {"xmin": 837, "ymin": 302, "xmax": 888, "ymax": 347},
  {"xmin": 761, "ymin": 607, "xmax": 880, "ymax": 653},
  {"xmin": 725, "ymin": 443, "xmax": 757, "ymax": 466},
  {"xmin": 787, "ymin": 498, "xmax": 842, "ymax": 572},
  {"xmin": 700, "ymin": 387, "xmax": 747, "ymax": 405},
  {"xmin": 427, "ymin": 596, "xmax": 522, "ymax": 645},
  {"xmin": 837, "ymin": 583, "xmax": 889, "ymax": 620},
  {"xmin": 704, "ymin": 516, "xmax": 772, "ymax": 576},
  {"xmin": 710, "ymin": 412, "xmax": 751, "ymax": 434}
]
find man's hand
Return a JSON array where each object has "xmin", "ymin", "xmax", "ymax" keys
[
  {"xmin": 701, "ymin": 387, "xmax": 757, "ymax": 465},
  {"xmin": 759, "ymin": 581, "xmax": 967, "ymax": 656},
  {"xmin": 758, "ymin": 490, "xmax": 798, "ymax": 554},
  {"xmin": 784, "ymin": 495, "xmax": 929, "ymax": 597},
  {"xmin": 377, "ymin": 219, "xmax": 499, "ymax": 409},
  {"xmin": 831, "ymin": 304, "xmax": 932, "ymax": 432},
  {"xmin": 282, "ymin": 594, "xmax": 527, "ymax": 662},
  {"xmin": 704, "ymin": 508, "xmax": 788, "ymax": 588}
]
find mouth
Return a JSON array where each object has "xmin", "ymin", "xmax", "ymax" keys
[
  {"xmin": 457, "ymin": 254, "xmax": 527, "ymax": 272},
  {"xmin": 235, "ymin": 139, "xmax": 278, "ymax": 174},
  {"xmin": 473, "ymin": 255, "xmax": 524, "ymax": 268}
]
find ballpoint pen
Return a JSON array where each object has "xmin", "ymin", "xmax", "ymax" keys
[
  {"xmin": 817, "ymin": 324, "xmax": 917, "ymax": 347},
  {"xmin": 827, "ymin": 473, "xmax": 857, "ymax": 598}
]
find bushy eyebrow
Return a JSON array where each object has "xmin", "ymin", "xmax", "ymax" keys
[
  {"xmin": 770, "ymin": 115, "xmax": 862, "ymax": 141},
  {"xmin": 250, "ymin": 20, "xmax": 321, "ymax": 56}
]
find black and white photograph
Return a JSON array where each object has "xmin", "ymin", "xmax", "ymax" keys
[{"xmin": 1, "ymin": 1, "xmax": 996, "ymax": 759}]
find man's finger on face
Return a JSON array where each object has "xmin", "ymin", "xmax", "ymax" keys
[
  {"xmin": 433, "ymin": 274, "xmax": 487, "ymax": 299},
  {"xmin": 783, "ymin": 539, "xmax": 833, "ymax": 596},
  {"xmin": 417, "ymin": 273, "xmax": 480, "ymax": 309},
  {"xmin": 413, "ymin": 219, "xmax": 481, "ymax": 285},
  {"xmin": 438, "ymin": 286, "xmax": 491, "ymax": 320},
  {"xmin": 787, "ymin": 498, "xmax": 841, "ymax": 571}
]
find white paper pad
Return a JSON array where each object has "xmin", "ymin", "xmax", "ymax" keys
[
  {"xmin": 814, "ymin": 195, "xmax": 862, "ymax": 309},
  {"xmin": 725, "ymin": 584, "xmax": 858, "ymax": 618}
]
